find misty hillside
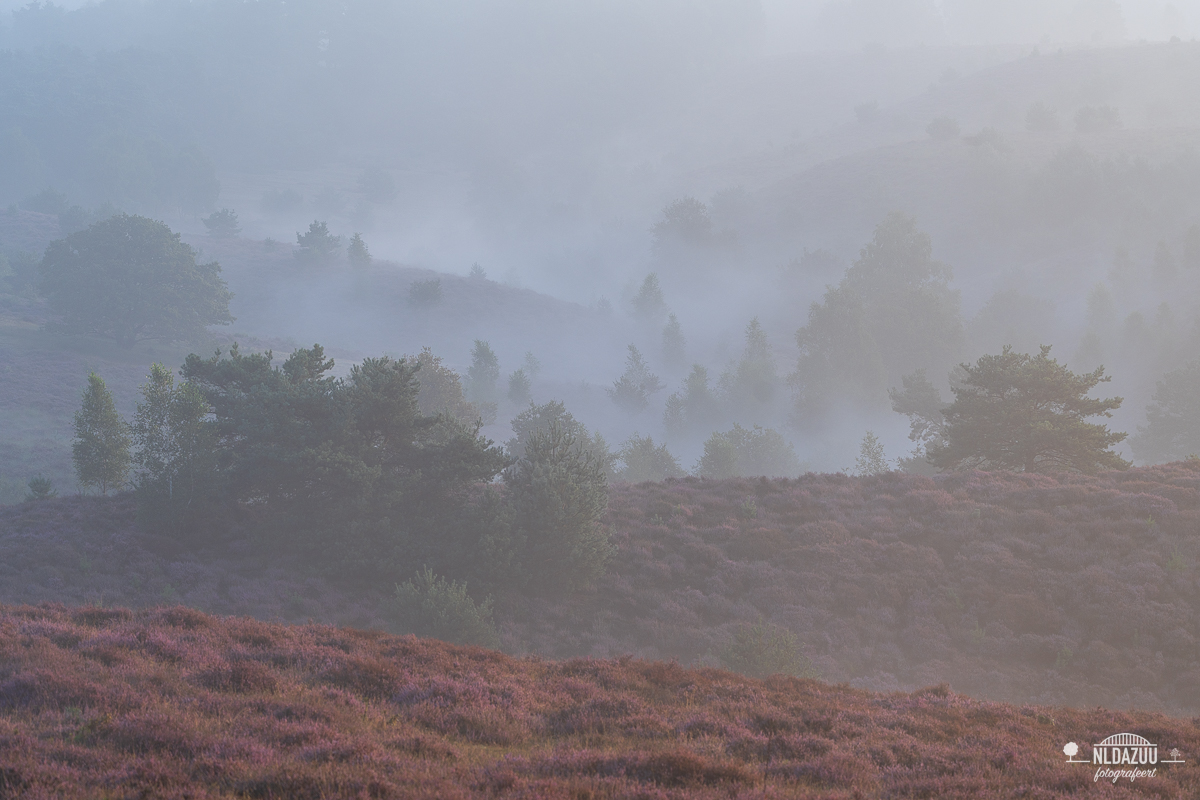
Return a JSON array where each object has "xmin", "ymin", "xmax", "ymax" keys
[
  {"xmin": 2, "ymin": 601, "xmax": 1197, "ymax": 799},
  {"xmin": 6, "ymin": 463, "xmax": 1200, "ymax": 716}
]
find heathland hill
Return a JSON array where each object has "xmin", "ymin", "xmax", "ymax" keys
[
  {"xmin": 3, "ymin": 463, "xmax": 1199, "ymax": 717},
  {"xmin": 0, "ymin": 602, "xmax": 1196, "ymax": 798}
]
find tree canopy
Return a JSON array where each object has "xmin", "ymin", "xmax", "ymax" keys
[
  {"xmin": 72, "ymin": 372, "xmax": 131, "ymax": 494},
  {"xmin": 179, "ymin": 344, "xmax": 508, "ymax": 570},
  {"xmin": 926, "ymin": 345, "xmax": 1128, "ymax": 474},
  {"xmin": 791, "ymin": 213, "xmax": 962, "ymax": 413},
  {"xmin": 39, "ymin": 214, "xmax": 233, "ymax": 346},
  {"xmin": 1131, "ymin": 361, "xmax": 1200, "ymax": 463}
]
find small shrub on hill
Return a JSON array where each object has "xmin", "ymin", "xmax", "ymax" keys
[
  {"xmin": 23, "ymin": 476, "xmax": 56, "ymax": 501},
  {"xmin": 409, "ymin": 278, "xmax": 443, "ymax": 308},
  {"xmin": 618, "ymin": 434, "xmax": 684, "ymax": 483},
  {"xmin": 719, "ymin": 620, "xmax": 816, "ymax": 680},
  {"xmin": 391, "ymin": 567, "xmax": 500, "ymax": 649}
]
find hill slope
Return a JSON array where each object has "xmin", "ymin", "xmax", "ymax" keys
[
  {"xmin": 1, "ymin": 603, "xmax": 1196, "ymax": 799},
  {"xmin": 4, "ymin": 464, "xmax": 1200, "ymax": 717}
]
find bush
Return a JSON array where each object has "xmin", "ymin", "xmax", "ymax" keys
[
  {"xmin": 696, "ymin": 424, "xmax": 799, "ymax": 478},
  {"xmin": 391, "ymin": 567, "xmax": 500, "ymax": 648},
  {"xmin": 617, "ymin": 434, "xmax": 684, "ymax": 483},
  {"xmin": 719, "ymin": 621, "xmax": 815, "ymax": 680},
  {"xmin": 202, "ymin": 209, "xmax": 240, "ymax": 238},
  {"xmin": 24, "ymin": 476, "xmax": 56, "ymax": 501},
  {"xmin": 409, "ymin": 278, "xmax": 442, "ymax": 308}
]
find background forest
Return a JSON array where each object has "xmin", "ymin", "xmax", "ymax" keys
[{"xmin": 5, "ymin": 2, "xmax": 1200, "ymax": 501}]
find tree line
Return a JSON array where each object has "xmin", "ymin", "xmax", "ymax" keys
[{"xmin": 70, "ymin": 346, "xmax": 612, "ymax": 596}]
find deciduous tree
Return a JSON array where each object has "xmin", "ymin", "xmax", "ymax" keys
[{"xmin": 40, "ymin": 214, "xmax": 233, "ymax": 346}]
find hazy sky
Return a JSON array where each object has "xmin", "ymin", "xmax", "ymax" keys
[
  {"xmin": 2, "ymin": 0, "xmax": 1195, "ymax": 50},
  {"xmin": 758, "ymin": 0, "xmax": 1199, "ymax": 52}
]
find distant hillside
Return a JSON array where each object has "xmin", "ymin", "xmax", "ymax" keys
[
  {"xmin": 193, "ymin": 234, "xmax": 623, "ymax": 379},
  {"xmin": 4, "ymin": 463, "xmax": 1200, "ymax": 717},
  {"xmin": 1, "ymin": 602, "xmax": 1197, "ymax": 799}
]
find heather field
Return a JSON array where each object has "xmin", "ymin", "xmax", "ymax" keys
[
  {"xmin": 3, "ymin": 463, "xmax": 1200, "ymax": 719},
  {"xmin": 510, "ymin": 463, "xmax": 1200, "ymax": 716},
  {"xmin": 1, "ymin": 602, "xmax": 1197, "ymax": 799}
]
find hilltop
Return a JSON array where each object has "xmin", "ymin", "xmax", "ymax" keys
[{"xmin": 1, "ymin": 602, "xmax": 1197, "ymax": 799}]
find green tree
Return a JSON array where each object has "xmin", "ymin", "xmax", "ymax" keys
[
  {"xmin": 24, "ymin": 476, "xmax": 57, "ymax": 501},
  {"xmin": 661, "ymin": 313, "xmax": 686, "ymax": 370},
  {"xmin": 719, "ymin": 620, "xmax": 815, "ymax": 679},
  {"xmin": 507, "ymin": 368, "xmax": 531, "ymax": 404},
  {"xmin": 72, "ymin": 372, "xmax": 132, "ymax": 494},
  {"xmin": 391, "ymin": 567, "xmax": 500, "ymax": 648},
  {"xmin": 928, "ymin": 345, "xmax": 1128, "ymax": 474},
  {"xmin": 721, "ymin": 317, "xmax": 779, "ymax": 408},
  {"xmin": 608, "ymin": 344, "xmax": 664, "ymax": 413},
  {"xmin": 696, "ymin": 424, "xmax": 799, "ymax": 478},
  {"xmin": 466, "ymin": 339, "xmax": 501, "ymax": 407},
  {"xmin": 663, "ymin": 364, "xmax": 717, "ymax": 438},
  {"xmin": 409, "ymin": 278, "xmax": 443, "ymax": 308},
  {"xmin": 347, "ymin": 233, "xmax": 371, "ymax": 268},
  {"xmin": 295, "ymin": 220, "xmax": 342, "ymax": 266},
  {"xmin": 131, "ymin": 363, "xmax": 216, "ymax": 529},
  {"xmin": 889, "ymin": 369, "xmax": 948, "ymax": 460},
  {"xmin": 506, "ymin": 400, "xmax": 616, "ymax": 477},
  {"xmin": 652, "ymin": 197, "xmax": 712, "ymax": 253},
  {"xmin": 202, "ymin": 208, "xmax": 240, "ymax": 238},
  {"xmin": 630, "ymin": 273, "xmax": 666, "ymax": 321},
  {"xmin": 617, "ymin": 434, "xmax": 684, "ymax": 483},
  {"xmin": 409, "ymin": 347, "xmax": 479, "ymax": 425},
  {"xmin": 39, "ymin": 214, "xmax": 233, "ymax": 346},
  {"xmin": 180, "ymin": 344, "xmax": 507, "ymax": 570},
  {"xmin": 1131, "ymin": 362, "xmax": 1200, "ymax": 463},
  {"xmin": 791, "ymin": 213, "xmax": 962, "ymax": 413},
  {"xmin": 854, "ymin": 431, "xmax": 888, "ymax": 476},
  {"xmin": 505, "ymin": 422, "xmax": 612, "ymax": 592}
]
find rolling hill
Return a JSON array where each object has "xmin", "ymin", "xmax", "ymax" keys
[{"xmin": 0, "ymin": 602, "xmax": 1196, "ymax": 799}]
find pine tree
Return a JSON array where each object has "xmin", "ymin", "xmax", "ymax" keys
[
  {"xmin": 631, "ymin": 273, "xmax": 666, "ymax": 321},
  {"xmin": 347, "ymin": 233, "xmax": 371, "ymax": 268},
  {"xmin": 466, "ymin": 340, "xmax": 501, "ymax": 404},
  {"xmin": 294, "ymin": 220, "xmax": 342, "ymax": 266},
  {"xmin": 507, "ymin": 368, "xmax": 531, "ymax": 404},
  {"xmin": 855, "ymin": 431, "xmax": 889, "ymax": 476},
  {"xmin": 928, "ymin": 345, "xmax": 1128, "ymax": 473},
  {"xmin": 662, "ymin": 313, "xmax": 686, "ymax": 369},
  {"xmin": 72, "ymin": 372, "xmax": 132, "ymax": 494},
  {"xmin": 607, "ymin": 344, "xmax": 664, "ymax": 413}
]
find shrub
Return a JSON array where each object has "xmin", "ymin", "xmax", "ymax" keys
[
  {"xmin": 202, "ymin": 208, "xmax": 240, "ymax": 238},
  {"xmin": 617, "ymin": 434, "xmax": 684, "ymax": 483},
  {"xmin": 23, "ymin": 476, "xmax": 56, "ymax": 501},
  {"xmin": 409, "ymin": 278, "xmax": 442, "ymax": 308},
  {"xmin": 391, "ymin": 567, "xmax": 500, "ymax": 648},
  {"xmin": 696, "ymin": 424, "xmax": 799, "ymax": 478},
  {"xmin": 720, "ymin": 621, "xmax": 816, "ymax": 680}
]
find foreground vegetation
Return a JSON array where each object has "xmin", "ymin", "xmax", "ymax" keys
[{"xmin": 1, "ymin": 602, "xmax": 1197, "ymax": 799}]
